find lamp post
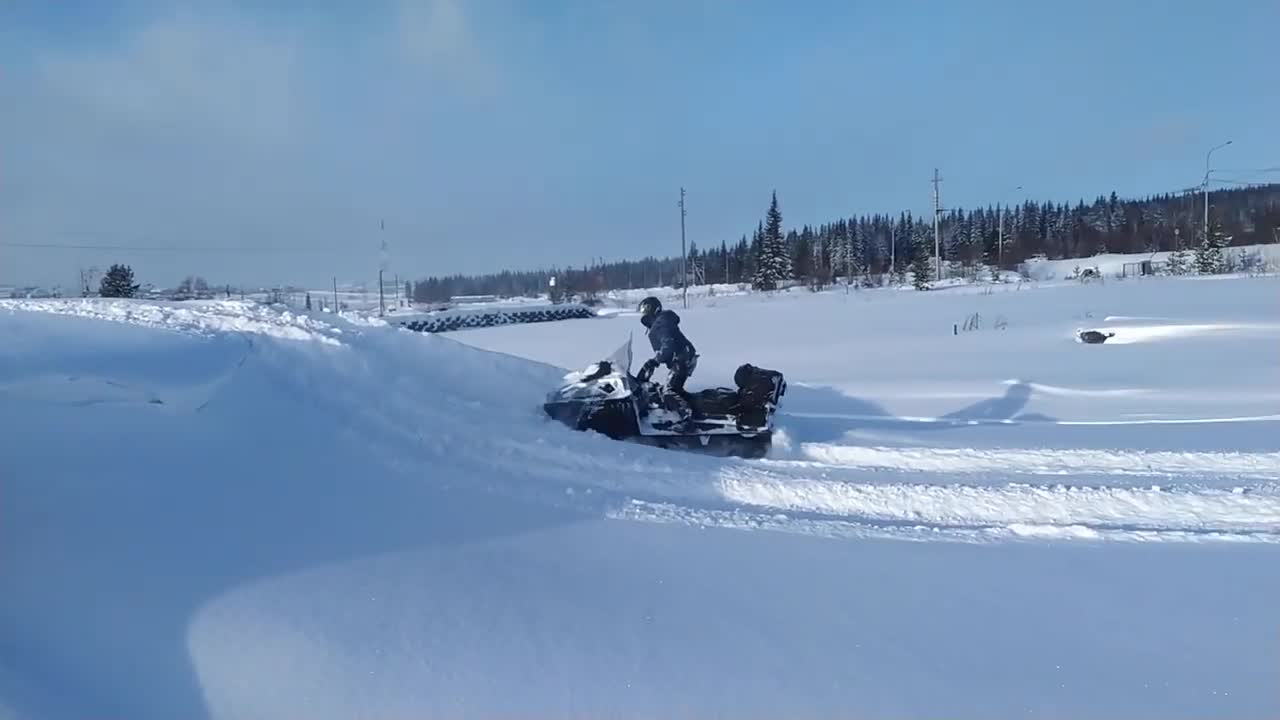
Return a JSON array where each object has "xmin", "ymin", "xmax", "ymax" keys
[
  {"xmin": 1204, "ymin": 140, "xmax": 1232, "ymax": 242},
  {"xmin": 679, "ymin": 188, "xmax": 688, "ymax": 308}
]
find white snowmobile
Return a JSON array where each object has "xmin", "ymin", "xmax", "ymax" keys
[{"xmin": 543, "ymin": 336, "xmax": 786, "ymax": 458}]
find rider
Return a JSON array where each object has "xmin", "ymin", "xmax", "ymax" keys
[{"xmin": 636, "ymin": 296, "xmax": 698, "ymax": 425}]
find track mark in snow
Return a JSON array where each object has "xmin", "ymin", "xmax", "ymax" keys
[
  {"xmin": 1051, "ymin": 414, "xmax": 1280, "ymax": 426},
  {"xmin": 1003, "ymin": 380, "xmax": 1152, "ymax": 398},
  {"xmin": 783, "ymin": 411, "xmax": 1280, "ymax": 427},
  {"xmin": 1095, "ymin": 322, "xmax": 1280, "ymax": 345},
  {"xmin": 796, "ymin": 444, "xmax": 1280, "ymax": 479},
  {"xmin": 609, "ymin": 499, "xmax": 1280, "ymax": 544},
  {"xmin": 711, "ymin": 468, "xmax": 1280, "ymax": 536},
  {"xmin": 0, "ymin": 375, "xmax": 166, "ymax": 407},
  {"xmin": 524, "ymin": 446, "xmax": 1280, "ymax": 543}
]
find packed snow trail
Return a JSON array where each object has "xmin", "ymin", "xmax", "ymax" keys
[{"xmin": 3, "ymin": 296, "xmax": 1280, "ymax": 718}]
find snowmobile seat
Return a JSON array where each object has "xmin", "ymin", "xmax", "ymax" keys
[{"xmin": 688, "ymin": 387, "xmax": 740, "ymax": 417}]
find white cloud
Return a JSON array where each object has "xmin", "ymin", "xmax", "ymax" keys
[
  {"xmin": 396, "ymin": 0, "xmax": 502, "ymax": 98},
  {"xmin": 38, "ymin": 12, "xmax": 299, "ymax": 143}
]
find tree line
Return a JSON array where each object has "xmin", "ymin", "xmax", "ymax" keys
[{"xmin": 408, "ymin": 183, "xmax": 1280, "ymax": 302}]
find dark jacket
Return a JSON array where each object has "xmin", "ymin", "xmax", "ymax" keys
[{"xmin": 644, "ymin": 309, "xmax": 696, "ymax": 365}]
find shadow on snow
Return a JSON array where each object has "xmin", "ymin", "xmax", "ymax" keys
[{"xmin": 778, "ymin": 381, "xmax": 1051, "ymax": 445}]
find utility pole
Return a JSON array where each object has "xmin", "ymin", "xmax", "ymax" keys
[
  {"xmin": 378, "ymin": 218, "xmax": 388, "ymax": 316},
  {"xmin": 890, "ymin": 225, "xmax": 897, "ymax": 276},
  {"xmin": 845, "ymin": 227, "xmax": 851, "ymax": 292},
  {"xmin": 1204, "ymin": 140, "xmax": 1232, "ymax": 243},
  {"xmin": 679, "ymin": 187, "xmax": 688, "ymax": 308},
  {"xmin": 998, "ymin": 206, "xmax": 1004, "ymax": 270},
  {"xmin": 932, "ymin": 169, "xmax": 944, "ymax": 281}
]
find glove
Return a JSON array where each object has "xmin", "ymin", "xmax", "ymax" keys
[{"xmin": 637, "ymin": 358, "xmax": 658, "ymax": 381}]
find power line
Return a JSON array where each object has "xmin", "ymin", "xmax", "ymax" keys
[
  {"xmin": 0, "ymin": 241, "xmax": 316, "ymax": 253},
  {"xmin": 1208, "ymin": 174, "xmax": 1269, "ymax": 183}
]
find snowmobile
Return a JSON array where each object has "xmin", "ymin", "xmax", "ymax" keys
[
  {"xmin": 1077, "ymin": 329, "xmax": 1116, "ymax": 344},
  {"xmin": 543, "ymin": 336, "xmax": 786, "ymax": 458}
]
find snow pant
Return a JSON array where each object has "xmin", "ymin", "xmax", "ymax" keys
[
  {"xmin": 663, "ymin": 353, "xmax": 698, "ymax": 419},
  {"xmin": 666, "ymin": 352, "xmax": 696, "ymax": 393}
]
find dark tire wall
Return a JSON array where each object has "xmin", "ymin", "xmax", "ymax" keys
[{"xmin": 392, "ymin": 305, "xmax": 596, "ymax": 333}]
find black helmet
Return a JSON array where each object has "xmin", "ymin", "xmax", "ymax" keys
[{"xmin": 638, "ymin": 296, "xmax": 661, "ymax": 319}]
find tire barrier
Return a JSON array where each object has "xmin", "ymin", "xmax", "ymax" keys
[{"xmin": 388, "ymin": 303, "xmax": 596, "ymax": 333}]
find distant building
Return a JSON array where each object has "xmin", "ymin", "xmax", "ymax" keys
[{"xmin": 4, "ymin": 286, "xmax": 61, "ymax": 299}]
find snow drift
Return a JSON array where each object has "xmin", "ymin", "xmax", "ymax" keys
[{"xmin": 3, "ymin": 296, "xmax": 1279, "ymax": 718}]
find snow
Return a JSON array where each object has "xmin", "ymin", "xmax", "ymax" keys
[
  {"xmin": 1018, "ymin": 242, "xmax": 1280, "ymax": 281},
  {"xmin": 3, "ymin": 271, "xmax": 1280, "ymax": 718}
]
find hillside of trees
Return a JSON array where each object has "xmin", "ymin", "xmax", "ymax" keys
[{"xmin": 412, "ymin": 183, "xmax": 1280, "ymax": 303}]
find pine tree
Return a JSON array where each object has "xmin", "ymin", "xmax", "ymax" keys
[
  {"xmin": 98, "ymin": 263, "xmax": 139, "ymax": 298},
  {"xmin": 734, "ymin": 236, "xmax": 750, "ymax": 284},
  {"xmin": 766, "ymin": 192, "xmax": 791, "ymax": 282},
  {"xmin": 793, "ymin": 231, "xmax": 813, "ymax": 286},
  {"xmin": 753, "ymin": 191, "xmax": 790, "ymax": 290},
  {"xmin": 1195, "ymin": 216, "xmax": 1229, "ymax": 274},
  {"xmin": 911, "ymin": 226, "xmax": 932, "ymax": 290},
  {"xmin": 749, "ymin": 224, "xmax": 764, "ymax": 285},
  {"xmin": 850, "ymin": 221, "xmax": 863, "ymax": 280}
]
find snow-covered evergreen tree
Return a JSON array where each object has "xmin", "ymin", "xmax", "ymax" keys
[
  {"xmin": 893, "ymin": 258, "xmax": 908, "ymax": 286},
  {"xmin": 1107, "ymin": 191, "xmax": 1125, "ymax": 235},
  {"xmin": 770, "ymin": 198, "xmax": 791, "ymax": 282},
  {"xmin": 752, "ymin": 191, "xmax": 790, "ymax": 290},
  {"xmin": 850, "ymin": 222, "xmax": 866, "ymax": 278},
  {"xmin": 970, "ymin": 208, "xmax": 989, "ymax": 264},
  {"xmin": 792, "ymin": 230, "xmax": 813, "ymax": 285},
  {"xmin": 98, "ymin": 263, "xmax": 139, "ymax": 298},
  {"xmin": 1086, "ymin": 196, "xmax": 1108, "ymax": 233},
  {"xmin": 830, "ymin": 222, "xmax": 850, "ymax": 283},
  {"xmin": 810, "ymin": 226, "xmax": 826, "ymax": 286},
  {"xmin": 1195, "ymin": 216, "xmax": 1229, "ymax": 274},
  {"xmin": 748, "ymin": 224, "xmax": 763, "ymax": 284},
  {"xmin": 911, "ymin": 225, "xmax": 932, "ymax": 290}
]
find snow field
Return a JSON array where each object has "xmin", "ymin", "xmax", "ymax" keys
[
  {"xmin": 455, "ymin": 273, "xmax": 1280, "ymax": 542},
  {"xmin": 2, "ymin": 272, "xmax": 1279, "ymax": 718}
]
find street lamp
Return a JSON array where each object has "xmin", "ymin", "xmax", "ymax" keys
[{"xmin": 1204, "ymin": 140, "xmax": 1232, "ymax": 241}]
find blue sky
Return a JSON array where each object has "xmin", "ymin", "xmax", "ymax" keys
[{"xmin": 2, "ymin": 0, "xmax": 1277, "ymax": 289}]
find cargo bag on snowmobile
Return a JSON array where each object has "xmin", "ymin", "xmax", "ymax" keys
[{"xmin": 732, "ymin": 363, "xmax": 786, "ymax": 428}]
